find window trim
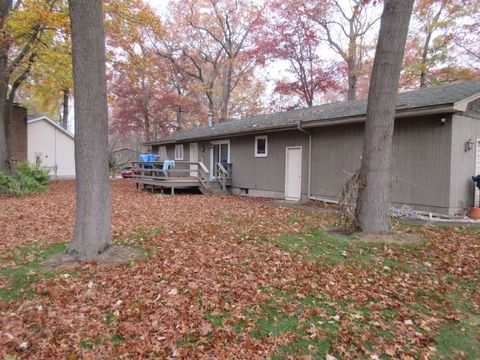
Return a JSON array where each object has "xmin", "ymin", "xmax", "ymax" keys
[
  {"xmin": 158, "ymin": 146, "xmax": 167, "ymax": 159},
  {"xmin": 255, "ymin": 135, "xmax": 268, "ymax": 157},
  {"xmin": 175, "ymin": 144, "xmax": 184, "ymax": 160}
]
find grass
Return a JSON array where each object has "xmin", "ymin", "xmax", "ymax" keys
[
  {"xmin": 238, "ymin": 229, "xmax": 478, "ymax": 359},
  {"xmin": 0, "ymin": 242, "xmax": 67, "ymax": 302},
  {"xmin": 434, "ymin": 313, "xmax": 479, "ymax": 359}
]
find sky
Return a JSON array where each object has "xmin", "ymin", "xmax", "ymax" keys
[{"xmin": 145, "ymin": 0, "xmax": 169, "ymax": 14}]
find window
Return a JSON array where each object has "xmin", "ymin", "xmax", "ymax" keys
[
  {"xmin": 158, "ymin": 146, "xmax": 167, "ymax": 160},
  {"xmin": 175, "ymin": 144, "xmax": 184, "ymax": 160},
  {"xmin": 255, "ymin": 135, "xmax": 268, "ymax": 157}
]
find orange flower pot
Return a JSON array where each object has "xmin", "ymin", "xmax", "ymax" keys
[{"xmin": 470, "ymin": 207, "xmax": 480, "ymax": 220}]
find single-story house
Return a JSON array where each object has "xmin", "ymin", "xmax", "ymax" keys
[
  {"xmin": 27, "ymin": 116, "xmax": 75, "ymax": 178},
  {"xmin": 144, "ymin": 80, "xmax": 480, "ymax": 216}
]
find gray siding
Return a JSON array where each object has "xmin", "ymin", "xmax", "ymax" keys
[
  {"xmin": 310, "ymin": 123, "xmax": 363, "ymax": 201},
  {"xmin": 150, "ymin": 113, "xmax": 462, "ymax": 215},
  {"xmin": 308, "ymin": 116, "xmax": 452, "ymax": 214},
  {"xmin": 230, "ymin": 131, "xmax": 310, "ymax": 197},
  {"xmin": 390, "ymin": 116, "xmax": 452, "ymax": 213},
  {"xmin": 449, "ymin": 99, "xmax": 480, "ymax": 214}
]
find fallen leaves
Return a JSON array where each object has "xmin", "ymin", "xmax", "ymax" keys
[{"xmin": 0, "ymin": 180, "xmax": 478, "ymax": 358}]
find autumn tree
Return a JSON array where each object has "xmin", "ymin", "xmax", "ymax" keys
[
  {"xmin": 66, "ymin": 0, "xmax": 111, "ymax": 257},
  {"xmin": 356, "ymin": 0, "xmax": 415, "ymax": 234},
  {"xmin": 262, "ymin": 0, "xmax": 338, "ymax": 109},
  {"xmin": 105, "ymin": 0, "xmax": 201, "ymax": 143},
  {"xmin": 0, "ymin": 0, "xmax": 68, "ymax": 172},
  {"xmin": 157, "ymin": 0, "xmax": 265, "ymax": 122},
  {"xmin": 299, "ymin": 0, "xmax": 380, "ymax": 101},
  {"xmin": 401, "ymin": 0, "xmax": 480, "ymax": 88},
  {"xmin": 18, "ymin": 28, "xmax": 72, "ymax": 127}
]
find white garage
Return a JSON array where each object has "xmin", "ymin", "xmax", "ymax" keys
[{"xmin": 27, "ymin": 116, "xmax": 75, "ymax": 178}]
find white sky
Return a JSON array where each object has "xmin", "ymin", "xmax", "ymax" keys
[{"xmin": 145, "ymin": 0, "xmax": 169, "ymax": 13}]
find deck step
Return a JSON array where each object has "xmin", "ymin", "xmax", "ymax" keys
[{"xmin": 200, "ymin": 181, "xmax": 228, "ymax": 195}]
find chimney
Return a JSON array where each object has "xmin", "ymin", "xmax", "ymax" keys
[{"xmin": 207, "ymin": 112, "xmax": 213, "ymax": 128}]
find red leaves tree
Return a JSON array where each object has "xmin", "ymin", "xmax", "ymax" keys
[
  {"xmin": 156, "ymin": 0, "xmax": 265, "ymax": 122},
  {"xmin": 262, "ymin": 0, "xmax": 338, "ymax": 109}
]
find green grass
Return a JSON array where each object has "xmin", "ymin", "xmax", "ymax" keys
[
  {"xmin": 271, "ymin": 229, "xmax": 479, "ymax": 358},
  {"xmin": 434, "ymin": 313, "xmax": 479, "ymax": 359},
  {"xmin": 0, "ymin": 242, "xmax": 67, "ymax": 302}
]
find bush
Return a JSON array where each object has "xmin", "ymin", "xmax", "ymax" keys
[{"xmin": 0, "ymin": 162, "xmax": 50, "ymax": 196}]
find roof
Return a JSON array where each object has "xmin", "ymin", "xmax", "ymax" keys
[
  {"xmin": 112, "ymin": 147, "xmax": 140, "ymax": 153},
  {"xmin": 28, "ymin": 116, "xmax": 74, "ymax": 139},
  {"xmin": 146, "ymin": 80, "xmax": 480, "ymax": 145}
]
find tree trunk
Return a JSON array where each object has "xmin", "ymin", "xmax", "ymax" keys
[
  {"xmin": 219, "ymin": 63, "xmax": 233, "ymax": 122},
  {"xmin": 0, "ymin": 1, "xmax": 10, "ymax": 172},
  {"xmin": 66, "ymin": 0, "xmax": 111, "ymax": 258},
  {"xmin": 62, "ymin": 88, "xmax": 69, "ymax": 130},
  {"xmin": 356, "ymin": 0, "xmax": 414, "ymax": 234},
  {"xmin": 347, "ymin": 57, "xmax": 357, "ymax": 101},
  {"xmin": 176, "ymin": 106, "xmax": 183, "ymax": 129},
  {"xmin": 347, "ymin": 30, "xmax": 357, "ymax": 101},
  {"xmin": 0, "ymin": 80, "xmax": 8, "ymax": 172}
]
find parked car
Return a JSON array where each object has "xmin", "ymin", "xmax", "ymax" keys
[{"xmin": 121, "ymin": 166, "xmax": 140, "ymax": 178}]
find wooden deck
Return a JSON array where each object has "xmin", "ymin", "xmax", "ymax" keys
[{"xmin": 129, "ymin": 161, "xmax": 232, "ymax": 195}]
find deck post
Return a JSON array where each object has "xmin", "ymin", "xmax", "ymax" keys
[{"xmin": 171, "ymin": 187, "xmax": 175, "ymax": 195}]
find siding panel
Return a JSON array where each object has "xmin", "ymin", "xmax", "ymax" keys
[{"xmin": 449, "ymin": 110, "xmax": 480, "ymax": 214}]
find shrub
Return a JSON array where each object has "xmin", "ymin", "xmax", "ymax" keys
[{"xmin": 0, "ymin": 162, "xmax": 50, "ymax": 196}]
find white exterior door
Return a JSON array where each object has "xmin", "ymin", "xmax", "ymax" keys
[
  {"xmin": 189, "ymin": 142, "xmax": 198, "ymax": 177},
  {"xmin": 285, "ymin": 146, "xmax": 302, "ymax": 201},
  {"xmin": 475, "ymin": 139, "xmax": 480, "ymax": 207}
]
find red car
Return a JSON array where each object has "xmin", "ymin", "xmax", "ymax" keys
[{"xmin": 120, "ymin": 166, "xmax": 140, "ymax": 178}]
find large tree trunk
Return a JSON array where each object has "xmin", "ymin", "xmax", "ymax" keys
[
  {"xmin": 356, "ymin": 0, "xmax": 414, "ymax": 234},
  {"xmin": 62, "ymin": 88, "xmax": 69, "ymax": 130},
  {"xmin": 67, "ymin": 0, "xmax": 111, "ymax": 258},
  {"xmin": 0, "ymin": 0, "xmax": 10, "ymax": 172},
  {"xmin": 0, "ymin": 80, "xmax": 8, "ymax": 172}
]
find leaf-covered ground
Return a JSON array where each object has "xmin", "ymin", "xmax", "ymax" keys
[{"xmin": 0, "ymin": 180, "xmax": 479, "ymax": 359}]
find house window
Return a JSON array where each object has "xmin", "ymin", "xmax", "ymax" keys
[
  {"xmin": 158, "ymin": 146, "xmax": 167, "ymax": 160},
  {"xmin": 255, "ymin": 135, "xmax": 268, "ymax": 157},
  {"xmin": 175, "ymin": 144, "xmax": 184, "ymax": 160}
]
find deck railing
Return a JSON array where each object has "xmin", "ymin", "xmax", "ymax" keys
[
  {"xmin": 130, "ymin": 160, "xmax": 232, "ymax": 194},
  {"xmin": 216, "ymin": 162, "xmax": 232, "ymax": 192},
  {"xmin": 131, "ymin": 161, "xmax": 206, "ymax": 179}
]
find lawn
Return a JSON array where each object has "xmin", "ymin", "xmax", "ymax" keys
[{"xmin": 0, "ymin": 180, "xmax": 478, "ymax": 359}]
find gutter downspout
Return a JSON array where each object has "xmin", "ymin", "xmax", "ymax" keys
[{"xmin": 297, "ymin": 122, "xmax": 311, "ymax": 198}]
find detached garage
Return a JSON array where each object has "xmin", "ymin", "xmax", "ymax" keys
[{"xmin": 27, "ymin": 116, "xmax": 75, "ymax": 178}]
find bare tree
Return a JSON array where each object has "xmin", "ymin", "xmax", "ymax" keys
[
  {"xmin": 66, "ymin": 0, "xmax": 111, "ymax": 257},
  {"xmin": 355, "ymin": 0, "xmax": 415, "ymax": 233}
]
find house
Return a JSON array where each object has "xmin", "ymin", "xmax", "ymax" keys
[
  {"xmin": 27, "ymin": 116, "xmax": 75, "ymax": 178},
  {"xmin": 112, "ymin": 147, "xmax": 141, "ymax": 168},
  {"xmin": 142, "ymin": 81, "xmax": 480, "ymax": 216}
]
